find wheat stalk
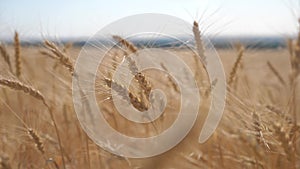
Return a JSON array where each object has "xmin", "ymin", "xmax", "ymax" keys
[
  {"xmin": 27, "ymin": 128, "xmax": 45, "ymax": 154},
  {"xmin": 273, "ymin": 123, "xmax": 295, "ymax": 162},
  {"xmin": 112, "ymin": 35, "xmax": 152, "ymax": 104},
  {"xmin": 0, "ymin": 100, "xmax": 45, "ymax": 156},
  {"xmin": 205, "ymin": 79, "xmax": 218, "ymax": 97},
  {"xmin": 287, "ymin": 39, "xmax": 294, "ymax": 58},
  {"xmin": 14, "ymin": 32, "xmax": 21, "ymax": 78},
  {"xmin": 252, "ymin": 112, "xmax": 270, "ymax": 149},
  {"xmin": 160, "ymin": 63, "xmax": 180, "ymax": 92},
  {"xmin": 62, "ymin": 42, "xmax": 73, "ymax": 53},
  {"xmin": 128, "ymin": 92, "xmax": 149, "ymax": 112},
  {"xmin": 0, "ymin": 154, "xmax": 12, "ymax": 169},
  {"xmin": 135, "ymin": 72, "xmax": 152, "ymax": 99},
  {"xmin": 294, "ymin": 19, "xmax": 300, "ymax": 76},
  {"xmin": 104, "ymin": 77, "xmax": 128, "ymax": 101},
  {"xmin": 104, "ymin": 77, "xmax": 149, "ymax": 111},
  {"xmin": 112, "ymin": 35, "xmax": 138, "ymax": 54},
  {"xmin": 0, "ymin": 78, "xmax": 45, "ymax": 103},
  {"xmin": 0, "ymin": 77, "xmax": 66, "ymax": 169},
  {"xmin": 112, "ymin": 35, "xmax": 139, "ymax": 75},
  {"xmin": 0, "ymin": 44, "xmax": 13, "ymax": 73},
  {"xmin": 40, "ymin": 50, "xmax": 58, "ymax": 60},
  {"xmin": 267, "ymin": 61, "xmax": 286, "ymax": 86},
  {"xmin": 296, "ymin": 18, "xmax": 300, "ymax": 59},
  {"xmin": 265, "ymin": 104, "xmax": 284, "ymax": 115},
  {"xmin": 47, "ymin": 158, "xmax": 60, "ymax": 169},
  {"xmin": 43, "ymin": 40, "xmax": 74, "ymax": 74},
  {"xmin": 228, "ymin": 44, "xmax": 244, "ymax": 86}
]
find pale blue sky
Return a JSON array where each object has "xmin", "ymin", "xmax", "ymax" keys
[{"xmin": 0, "ymin": 0, "xmax": 299, "ymax": 40}]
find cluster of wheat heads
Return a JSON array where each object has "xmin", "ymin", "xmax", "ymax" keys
[
  {"xmin": 218, "ymin": 18, "xmax": 300, "ymax": 168},
  {"xmin": 0, "ymin": 19, "xmax": 299, "ymax": 169}
]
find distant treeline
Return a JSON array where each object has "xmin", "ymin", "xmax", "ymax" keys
[{"xmin": 2, "ymin": 36, "xmax": 290, "ymax": 49}]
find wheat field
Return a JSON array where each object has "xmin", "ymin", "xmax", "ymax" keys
[{"xmin": 0, "ymin": 19, "xmax": 300, "ymax": 169}]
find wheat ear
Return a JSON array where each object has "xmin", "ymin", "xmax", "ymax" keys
[
  {"xmin": 14, "ymin": 32, "xmax": 21, "ymax": 78},
  {"xmin": 0, "ymin": 78, "xmax": 45, "ymax": 103},
  {"xmin": 27, "ymin": 128, "xmax": 45, "ymax": 154},
  {"xmin": 112, "ymin": 35, "xmax": 138, "ymax": 53},
  {"xmin": 112, "ymin": 35, "xmax": 139, "ymax": 74},
  {"xmin": 135, "ymin": 72, "xmax": 152, "ymax": 99},
  {"xmin": 40, "ymin": 50, "xmax": 58, "ymax": 60},
  {"xmin": 252, "ymin": 112, "xmax": 270, "ymax": 149},
  {"xmin": 112, "ymin": 35, "xmax": 152, "ymax": 102},
  {"xmin": 43, "ymin": 40, "xmax": 74, "ymax": 74},
  {"xmin": 104, "ymin": 77, "xmax": 149, "ymax": 111},
  {"xmin": 193, "ymin": 21, "xmax": 206, "ymax": 65}
]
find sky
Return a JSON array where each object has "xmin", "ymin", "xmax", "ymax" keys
[{"xmin": 0, "ymin": 0, "xmax": 299, "ymax": 40}]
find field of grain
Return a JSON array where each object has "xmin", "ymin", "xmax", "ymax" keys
[{"xmin": 0, "ymin": 20, "xmax": 300, "ymax": 169}]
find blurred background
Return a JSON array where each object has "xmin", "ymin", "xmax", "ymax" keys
[{"xmin": 0, "ymin": 0, "xmax": 299, "ymax": 41}]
